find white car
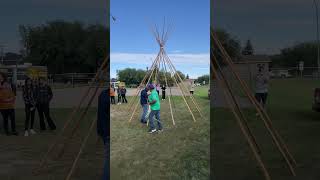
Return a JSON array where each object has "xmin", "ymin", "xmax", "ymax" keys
[{"xmin": 269, "ymin": 70, "xmax": 292, "ymax": 78}]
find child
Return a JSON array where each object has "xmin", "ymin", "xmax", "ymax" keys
[
  {"xmin": 0, "ymin": 72, "xmax": 18, "ymax": 136},
  {"xmin": 110, "ymin": 85, "xmax": 116, "ymax": 104},
  {"xmin": 23, "ymin": 78, "xmax": 37, "ymax": 136}
]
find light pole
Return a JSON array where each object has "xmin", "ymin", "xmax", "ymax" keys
[{"xmin": 314, "ymin": 0, "xmax": 320, "ymax": 77}]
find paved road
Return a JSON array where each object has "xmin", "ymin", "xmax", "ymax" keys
[{"xmin": 15, "ymin": 87, "xmax": 190, "ymax": 108}]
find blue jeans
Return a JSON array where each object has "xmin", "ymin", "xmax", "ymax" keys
[
  {"xmin": 140, "ymin": 104, "xmax": 148, "ymax": 123},
  {"xmin": 102, "ymin": 142, "xmax": 109, "ymax": 180},
  {"xmin": 149, "ymin": 110, "xmax": 162, "ymax": 130}
]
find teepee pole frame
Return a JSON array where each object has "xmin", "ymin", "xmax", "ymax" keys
[
  {"xmin": 211, "ymin": 30, "xmax": 296, "ymax": 177},
  {"xmin": 34, "ymin": 56, "xmax": 109, "ymax": 173},
  {"xmin": 211, "ymin": 55, "xmax": 271, "ymax": 180}
]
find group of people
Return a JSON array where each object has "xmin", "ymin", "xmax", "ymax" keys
[
  {"xmin": 140, "ymin": 84, "xmax": 163, "ymax": 133},
  {"xmin": 110, "ymin": 86, "xmax": 127, "ymax": 104},
  {"xmin": 0, "ymin": 72, "xmax": 56, "ymax": 136}
]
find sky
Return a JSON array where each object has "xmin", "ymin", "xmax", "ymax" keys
[
  {"xmin": 111, "ymin": 0, "xmax": 210, "ymax": 79},
  {"xmin": 0, "ymin": 0, "xmax": 108, "ymax": 53},
  {"xmin": 212, "ymin": 0, "xmax": 318, "ymax": 55}
]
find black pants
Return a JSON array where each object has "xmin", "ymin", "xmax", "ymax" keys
[
  {"xmin": 255, "ymin": 93, "xmax": 268, "ymax": 107},
  {"xmin": 37, "ymin": 103, "xmax": 56, "ymax": 130},
  {"xmin": 121, "ymin": 94, "xmax": 127, "ymax": 103},
  {"xmin": 117, "ymin": 94, "xmax": 122, "ymax": 103},
  {"xmin": 110, "ymin": 96, "xmax": 115, "ymax": 104},
  {"xmin": 25, "ymin": 104, "xmax": 35, "ymax": 130},
  {"xmin": 0, "ymin": 109, "xmax": 16, "ymax": 134},
  {"xmin": 162, "ymin": 91, "xmax": 166, "ymax": 99}
]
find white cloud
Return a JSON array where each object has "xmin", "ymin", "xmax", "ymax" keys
[{"xmin": 110, "ymin": 52, "xmax": 210, "ymax": 66}]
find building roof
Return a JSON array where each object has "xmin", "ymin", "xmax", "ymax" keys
[{"xmin": 235, "ymin": 55, "xmax": 271, "ymax": 64}]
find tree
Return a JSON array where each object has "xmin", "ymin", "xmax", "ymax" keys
[
  {"xmin": 196, "ymin": 74, "xmax": 210, "ymax": 84},
  {"xmin": 19, "ymin": 20, "xmax": 109, "ymax": 74},
  {"xmin": 117, "ymin": 68, "xmax": 175, "ymax": 87},
  {"xmin": 175, "ymin": 70, "xmax": 186, "ymax": 80},
  {"xmin": 272, "ymin": 41, "xmax": 318, "ymax": 68},
  {"xmin": 211, "ymin": 28, "xmax": 241, "ymax": 60},
  {"xmin": 242, "ymin": 39, "xmax": 254, "ymax": 55}
]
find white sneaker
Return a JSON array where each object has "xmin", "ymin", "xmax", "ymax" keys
[
  {"xmin": 148, "ymin": 129, "xmax": 157, "ymax": 134},
  {"xmin": 30, "ymin": 129, "xmax": 37, "ymax": 134},
  {"xmin": 24, "ymin": 131, "xmax": 29, "ymax": 137}
]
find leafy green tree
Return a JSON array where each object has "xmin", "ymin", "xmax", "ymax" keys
[
  {"xmin": 273, "ymin": 42, "xmax": 318, "ymax": 68},
  {"xmin": 196, "ymin": 74, "xmax": 210, "ymax": 84},
  {"xmin": 211, "ymin": 28, "xmax": 241, "ymax": 60},
  {"xmin": 19, "ymin": 20, "xmax": 109, "ymax": 74}
]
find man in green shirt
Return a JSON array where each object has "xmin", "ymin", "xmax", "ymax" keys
[{"xmin": 147, "ymin": 84, "xmax": 162, "ymax": 133}]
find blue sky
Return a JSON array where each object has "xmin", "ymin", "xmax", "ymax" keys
[
  {"xmin": 0, "ymin": 0, "xmax": 108, "ymax": 53},
  {"xmin": 213, "ymin": 0, "xmax": 317, "ymax": 55},
  {"xmin": 111, "ymin": 0, "xmax": 210, "ymax": 79}
]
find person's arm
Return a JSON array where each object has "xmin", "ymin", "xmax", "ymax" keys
[
  {"xmin": 48, "ymin": 86, "xmax": 53, "ymax": 101},
  {"xmin": 22, "ymin": 87, "xmax": 28, "ymax": 103}
]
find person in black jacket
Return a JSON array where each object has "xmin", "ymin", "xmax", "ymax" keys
[
  {"xmin": 23, "ymin": 78, "xmax": 37, "ymax": 136},
  {"xmin": 161, "ymin": 85, "xmax": 166, "ymax": 100},
  {"xmin": 97, "ymin": 89, "xmax": 110, "ymax": 180},
  {"xmin": 36, "ymin": 78, "xmax": 56, "ymax": 131},
  {"xmin": 120, "ymin": 86, "xmax": 127, "ymax": 103}
]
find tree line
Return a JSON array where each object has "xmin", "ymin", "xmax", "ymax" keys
[
  {"xmin": 117, "ymin": 68, "xmax": 209, "ymax": 87},
  {"xmin": 19, "ymin": 20, "xmax": 109, "ymax": 74},
  {"xmin": 212, "ymin": 27, "xmax": 319, "ymax": 68}
]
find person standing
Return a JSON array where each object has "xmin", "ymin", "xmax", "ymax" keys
[
  {"xmin": 161, "ymin": 85, "xmax": 166, "ymax": 100},
  {"xmin": 97, "ymin": 89, "xmax": 110, "ymax": 180},
  {"xmin": 255, "ymin": 68, "xmax": 269, "ymax": 111},
  {"xmin": 140, "ymin": 86, "xmax": 149, "ymax": 124},
  {"xmin": 23, "ymin": 78, "xmax": 37, "ymax": 136},
  {"xmin": 110, "ymin": 85, "xmax": 116, "ymax": 104},
  {"xmin": 0, "ymin": 72, "xmax": 18, "ymax": 136},
  {"xmin": 117, "ymin": 87, "xmax": 122, "ymax": 105},
  {"xmin": 156, "ymin": 84, "xmax": 160, "ymax": 95},
  {"xmin": 36, "ymin": 78, "xmax": 56, "ymax": 131},
  {"xmin": 147, "ymin": 84, "xmax": 162, "ymax": 133},
  {"xmin": 190, "ymin": 83, "xmax": 195, "ymax": 95},
  {"xmin": 121, "ymin": 86, "xmax": 128, "ymax": 103}
]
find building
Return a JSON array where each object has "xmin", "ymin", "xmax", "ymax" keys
[
  {"xmin": 0, "ymin": 61, "xmax": 47, "ymax": 87},
  {"xmin": 214, "ymin": 55, "xmax": 271, "ymax": 90}
]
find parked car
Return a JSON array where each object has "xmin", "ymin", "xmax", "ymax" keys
[
  {"xmin": 312, "ymin": 88, "xmax": 320, "ymax": 111},
  {"xmin": 269, "ymin": 70, "xmax": 292, "ymax": 78}
]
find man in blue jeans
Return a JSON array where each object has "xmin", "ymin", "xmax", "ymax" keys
[
  {"xmin": 147, "ymin": 84, "xmax": 162, "ymax": 133},
  {"xmin": 97, "ymin": 89, "xmax": 110, "ymax": 180},
  {"xmin": 140, "ymin": 86, "xmax": 149, "ymax": 124}
]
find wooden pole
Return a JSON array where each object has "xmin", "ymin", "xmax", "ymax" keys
[
  {"xmin": 212, "ymin": 32, "xmax": 296, "ymax": 175},
  {"xmin": 65, "ymin": 118, "xmax": 97, "ymax": 180},
  {"xmin": 163, "ymin": 53, "xmax": 204, "ymax": 118},
  {"xmin": 211, "ymin": 58, "xmax": 271, "ymax": 180},
  {"xmin": 162, "ymin": 54, "xmax": 196, "ymax": 122},
  {"xmin": 160, "ymin": 52, "xmax": 175, "ymax": 125},
  {"xmin": 128, "ymin": 55, "xmax": 160, "ymax": 123},
  {"xmin": 33, "ymin": 56, "xmax": 109, "ymax": 173}
]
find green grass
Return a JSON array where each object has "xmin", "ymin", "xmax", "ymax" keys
[
  {"xmin": 213, "ymin": 78, "xmax": 320, "ymax": 180},
  {"xmin": 0, "ymin": 108, "xmax": 105, "ymax": 180},
  {"xmin": 110, "ymin": 88, "xmax": 210, "ymax": 180}
]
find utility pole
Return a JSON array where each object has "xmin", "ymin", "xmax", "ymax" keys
[{"xmin": 314, "ymin": 0, "xmax": 320, "ymax": 77}]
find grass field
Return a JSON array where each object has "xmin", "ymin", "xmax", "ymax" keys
[
  {"xmin": 213, "ymin": 79, "xmax": 320, "ymax": 180},
  {"xmin": 110, "ymin": 86, "xmax": 210, "ymax": 180},
  {"xmin": 0, "ymin": 108, "xmax": 105, "ymax": 180}
]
